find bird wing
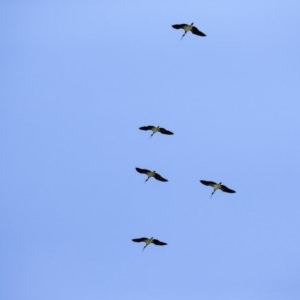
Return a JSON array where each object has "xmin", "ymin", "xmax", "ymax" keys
[
  {"xmin": 135, "ymin": 167, "xmax": 150, "ymax": 174},
  {"xmin": 172, "ymin": 24, "xmax": 187, "ymax": 30},
  {"xmin": 139, "ymin": 126, "xmax": 154, "ymax": 131},
  {"xmin": 154, "ymin": 173, "xmax": 168, "ymax": 182},
  {"xmin": 220, "ymin": 185, "xmax": 236, "ymax": 193},
  {"xmin": 132, "ymin": 237, "xmax": 148, "ymax": 243},
  {"xmin": 191, "ymin": 26, "xmax": 206, "ymax": 36},
  {"xmin": 159, "ymin": 127, "xmax": 174, "ymax": 135},
  {"xmin": 152, "ymin": 239, "xmax": 167, "ymax": 246},
  {"xmin": 200, "ymin": 180, "xmax": 216, "ymax": 187}
]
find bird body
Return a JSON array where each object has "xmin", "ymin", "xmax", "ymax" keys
[
  {"xmin": 200, "ymin": 180, "xmax": 236, "ymax": 198},
  {"xmin": 132, "ymin": 237, "xmax": 167, "ymax": 251},
  {"xmin": 139, "ymin": 125, "xmax": 173, "ymax": 137},
  {"xmin": 172, "ymin": 22, "xmax": 206, "ymax": 39},
  {"xmin": 136, "ymin": 167, "xmax": 168, "ymax": 182}
]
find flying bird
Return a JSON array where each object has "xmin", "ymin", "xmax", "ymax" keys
[
  {"xmin": 172, "ymin": 22, "xmax": 206, "ymax": 39},
  {"xmin": 200, "ymin": 180, "xmax": 236, "ymax": 198},
  {"xmin": 135, "ymin": 167, "xmax": 168, "ymax": 182},
  {"xmin": 132, "ymin": 237, "xmax": 167, "ymax": 251},
  {"xmin": 139, "ymin": 125, "xmax": 174, "ymax": 137}
]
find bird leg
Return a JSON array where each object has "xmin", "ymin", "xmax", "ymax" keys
[
  {"xmin": 181, "ymin": 32, "xmax": 187, "ymax": 40},
  {"xmin": 210, "ymin": 189, "xmax": 216, "ymax": 198},
  {"xmin": 145, "ymin": 176, "xmax": 150, "ymax": 183},
  {"xmin": 142, "ymin": 244, "xmax": 149, "ymax": 251}
]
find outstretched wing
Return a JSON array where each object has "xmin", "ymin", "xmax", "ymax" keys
[
  {"xmin": 154, "ymin": 173, "xmax": 168, "ymax": 182},
  {"xmin": 159, "ymin": 127, "xmax": 174, "ymax": 135},
  {"xmin": 135, "ymin": 167, "xmax": 150, "ymax": 174},
  {"xmin": 132, "ymin": 237, "xmax": 148, "ymax": 243},
  {"xmin": 172, "ymin": 24, "xmax": 187, "ymax": 30},
  {"xmin": 152, "ymin": 239, "xmax": 167, "ymax": 246},
  {"xmin": 139, "ymin": 126, "xmax": 154, "ymax": 131},
  {"xmin": 191, "ymin": 26, "xmax": 206, "ymax": 36},
  {"xmin": 200, "ymin": 180, "xmax": 216, "ymax": 187},
  {"xmin": 220, "ymin": 185, "xmax": 236, "ymax": 193}
]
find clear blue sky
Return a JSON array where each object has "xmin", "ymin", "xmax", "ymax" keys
[{"xmin": 1, "ymin": 1, "xmax": 300, "ymax": 299}]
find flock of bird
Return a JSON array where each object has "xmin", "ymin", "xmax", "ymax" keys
[{"xmin": 132, "ymin": 23, "xmax": 236, "ymax": 251}]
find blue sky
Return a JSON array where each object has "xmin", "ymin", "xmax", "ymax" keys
[{"xmin": 1, "ymin": 1, "xmax": 300, "ymax": 299}]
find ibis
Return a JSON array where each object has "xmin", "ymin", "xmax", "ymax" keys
[
  {"xmin": 139, "ymin": 125, "xmax": 174, "ymax": 137},
  {"xmin": 200, "ymin": 180, "xmax": 236, "ymax": 198},
  {"xmin": 172, "ymin": 22, "xmax": 206, "ymax": 39},
  {"xmin": 136, "ymin": 167, "xmax": 168, "ymax": 182},
  {"xmin": 132, "ymin": 237, "xmax": 167, "ymax": 251}
]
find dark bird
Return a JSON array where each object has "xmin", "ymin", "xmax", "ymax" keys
[
  {"xmin": 200, "ymin": 180, "xmax": 236, "ymax": 198},
  {"xmin": 136, "ymin": 167, "xmax": 168, "ymax": 182},
  {"xmin": 132, "ymin": 237, "xmax": 167, "ymax": 251},
  {"xmin": 172, "ymin": 22, "xmax": 206, "ymax": 39},
  {"xmin": 139, "ymin": 125, "xmax": 174, "ymax": 137}
]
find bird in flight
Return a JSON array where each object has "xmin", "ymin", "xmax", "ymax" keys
[
  {"xmin": 135, "ymin": 168, "xmax": 168, "ymax": 182},
  {"xmin": 132, "ymin": 237, "xmax": 168, "ymax": 251},
  {"xmin": 139, "ymin": 125, "xmax": 174, "ymax": 137},
  {"xmin": 200, "ymin": 180, "xmax": 236, "ymax": 198},
  {"xmin": 172, "ymin": 22, "xmax": 206, "ymax": 40}
]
